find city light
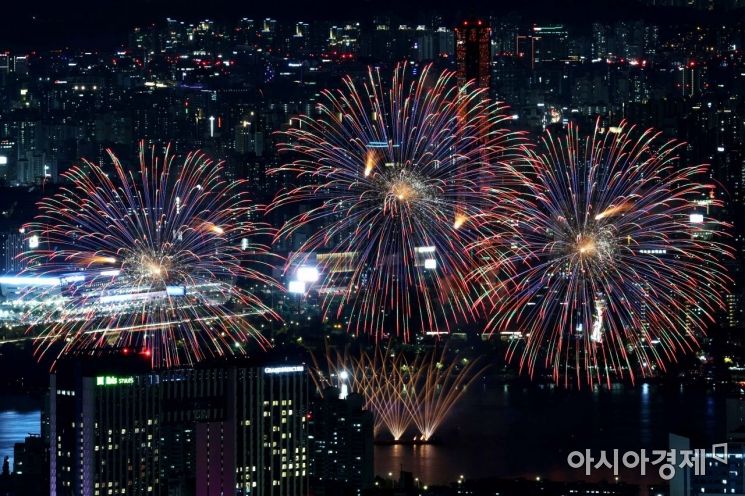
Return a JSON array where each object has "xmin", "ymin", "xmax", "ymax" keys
[
  {"xmin": 96, "ymin": 375, "xmax": 135, "ymax": 386},
  {"xmin": 264, "ymin": 365, "xmax": 304, "ymax": 374},
  {"xmin": 165, "ymin": 285, "xmax": 186, "ymax": 296},
  {"xmin": 296, "ymin": 266, "xmax": 320, "ymax": 283},
  {"xmin": 0, "ymin": 276, "xmax": 62, "ymax": 286},
  {"xmin": 288, "ymin": 280, "xmax": 306, "ymax": 294}
]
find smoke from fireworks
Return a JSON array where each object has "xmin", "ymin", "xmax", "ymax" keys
[
  {"xmin": 22, "ymin": 145, "xmax": 279, "ymax": 368},
  {"xmin": 271, "ymin": 63, "xmax": 523, "ymax": 340},
  {"xmin": 473, "ymin": 120, "xmax": 732, "ymax": 386}
]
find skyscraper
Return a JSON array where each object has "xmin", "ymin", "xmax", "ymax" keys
[
  {"xmin": 0, "ymin": 231, "xmax": 27, "ymax": 274},
  {"xmin": 308, "ymin": 389, "xmax": 374, "ymax": 495},
  {"xmin": 234, "ymin": 365, "xmax": 309, "ymax": 495},
  {"xmin": 49, "ymin": 361, "xmax": 309, "ymax": 496},
  {"xmin": 455, "ymin": 20, "xmax": 491, "ymax": 89},
  {"xmin": 531, "ymin": 25, "xmax": 569, "ymax": 62}
]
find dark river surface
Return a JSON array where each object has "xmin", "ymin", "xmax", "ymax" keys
[
  {"xmin": 374, "ymin": 382, "xmax": 724, "ymax": 489},
  {"xmin": 0, "ymin": 394, "xmax": 41, "ymax": 469}
]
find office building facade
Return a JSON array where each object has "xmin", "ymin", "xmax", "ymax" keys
[{"xmin": 49, "ymin": 363, "xmax": 308, "ymax": 496}]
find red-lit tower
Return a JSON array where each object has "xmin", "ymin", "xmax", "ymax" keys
[
  {"xmin": 455, "ymin": 20, "xmax": 491, "ymax": 89},
  {"xmin": 454, "ymin": 20, "xmax": 492, "ymax": 228}
]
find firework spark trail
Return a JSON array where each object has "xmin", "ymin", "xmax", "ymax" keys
[
  {"xmin": 21, "ymin": 144, "xmax": 281, "ymax": 368},
  {"xmin": 270, "ymin": 63, "xmax": 525, "ymax": 340},
  {"xmin": 361, "ymin": 345, "xmax": 413, "ymax": 441},
  {"xmin": 404, "ymin": 347, "xmax": 487, "ymax": 441},
  {"xmin": 313, "ymin": 342, "xmax": 485, "ymax": 441},
  {"xmin": 313, "ymin": 342, "xmax": 411, "ymax": 439},
  {"xmin": 473, "ymin": 119, "xmax": 732, "ymax": 387}
]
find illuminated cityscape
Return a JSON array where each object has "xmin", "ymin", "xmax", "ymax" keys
[{"xmin": 1, "ymin": 1, "xmax": 745, "ymax": 495}]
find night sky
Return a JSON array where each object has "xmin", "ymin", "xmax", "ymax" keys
[{"xmin": 0, "ymin": 0, "xmax": 724, "ymax": 50}]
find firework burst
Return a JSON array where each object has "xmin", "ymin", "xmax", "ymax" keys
[
  {"xmin": 22, "ymin": 144, "xmax": 280, "ymax": 368},
  {"xmin": 270, "ymin": 63, "xmax": 523, "ymax": 340},
  {"xmin": 474, "ymin": 120, "xmax": 732, "ymax": 386}
]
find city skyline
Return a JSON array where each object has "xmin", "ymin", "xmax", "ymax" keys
[
  {"xmin": 0, "ymin": 0, "xmax": 719, "ymax": 50},
  {"xmin": 1, "ymin": 2, "xmax": 745, "ymax": 495}
]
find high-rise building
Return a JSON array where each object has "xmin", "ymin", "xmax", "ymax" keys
[
  {"xmin": 49, "ymin": 361, "xmax": 309, "ymax": 496},
  {"xmin": 455, "ymin": 20, "xmax": 491, "ymax": 89},
  {"xmin": 309, "ymin": 389, "xmax": 374, "ymax": 495},
  {"xmin": 0, "ymin": 231, "xmax": 26, "ymax": 274},
  {"xmin": 12, "ymin": 434, "xmax": 48, "ymax": 494},
  {"xmin": 0, "ymin": 53, "xmax": 9, "ymax": 74},
  {"xmin": 234, "ymin": 365, "xmax": 309, "ymax": 495},
  {"xmin": 680, "ymin": 60, "xmax": 705, "ymax": 97},
  {"xmin": 532, "ymin": 25, "xmax": 569, "ymax": 62},
  {"xmin": 727, "ymin": 293, "xmax": 743, "ymax": 328},
  {"xmin": 0, "ymin": 139, "xmax": 15, "ymax": 182},
  {"xmin": 16, "ymin": 150, "xmax": 57, "ymax": 185},
  {"xmin": 670, "ymin": 432, "xmax": 745, "ymax": 496},
  {"xmin": 12, "ymin": 56, "xmax": 29, "ymax": 76}
]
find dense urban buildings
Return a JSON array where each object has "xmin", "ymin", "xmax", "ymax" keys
[
  {"xmin": 1, "ymin": 2, "xmax": 745, "ymax": 496},
  {"xmin": 0, "ymin": 12, "xmax": 742, "ymax": 324},
  {"xmin": 49, "ymin": 361, "xmax": 308, "ymax": 495}
]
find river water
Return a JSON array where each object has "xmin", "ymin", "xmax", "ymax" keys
[
  {"xmin": 374, "ymin": 383, "xmax": 724, "ymax": 488},
  {"xmin": 0, "ymin": 395, "xmax": 41, "ymax": 470}
]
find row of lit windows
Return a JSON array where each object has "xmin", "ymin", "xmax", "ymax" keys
[
  {"xmin": 279, "ymin": 470, "xmax": 305, "ymax": 478},
  {"xmin": 262, "ymin": 400, "xmax": 293, "ymax": 406},
  {"xmin": 279, "ymin": 454, "xmax": 306, "ymax": 462}
]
